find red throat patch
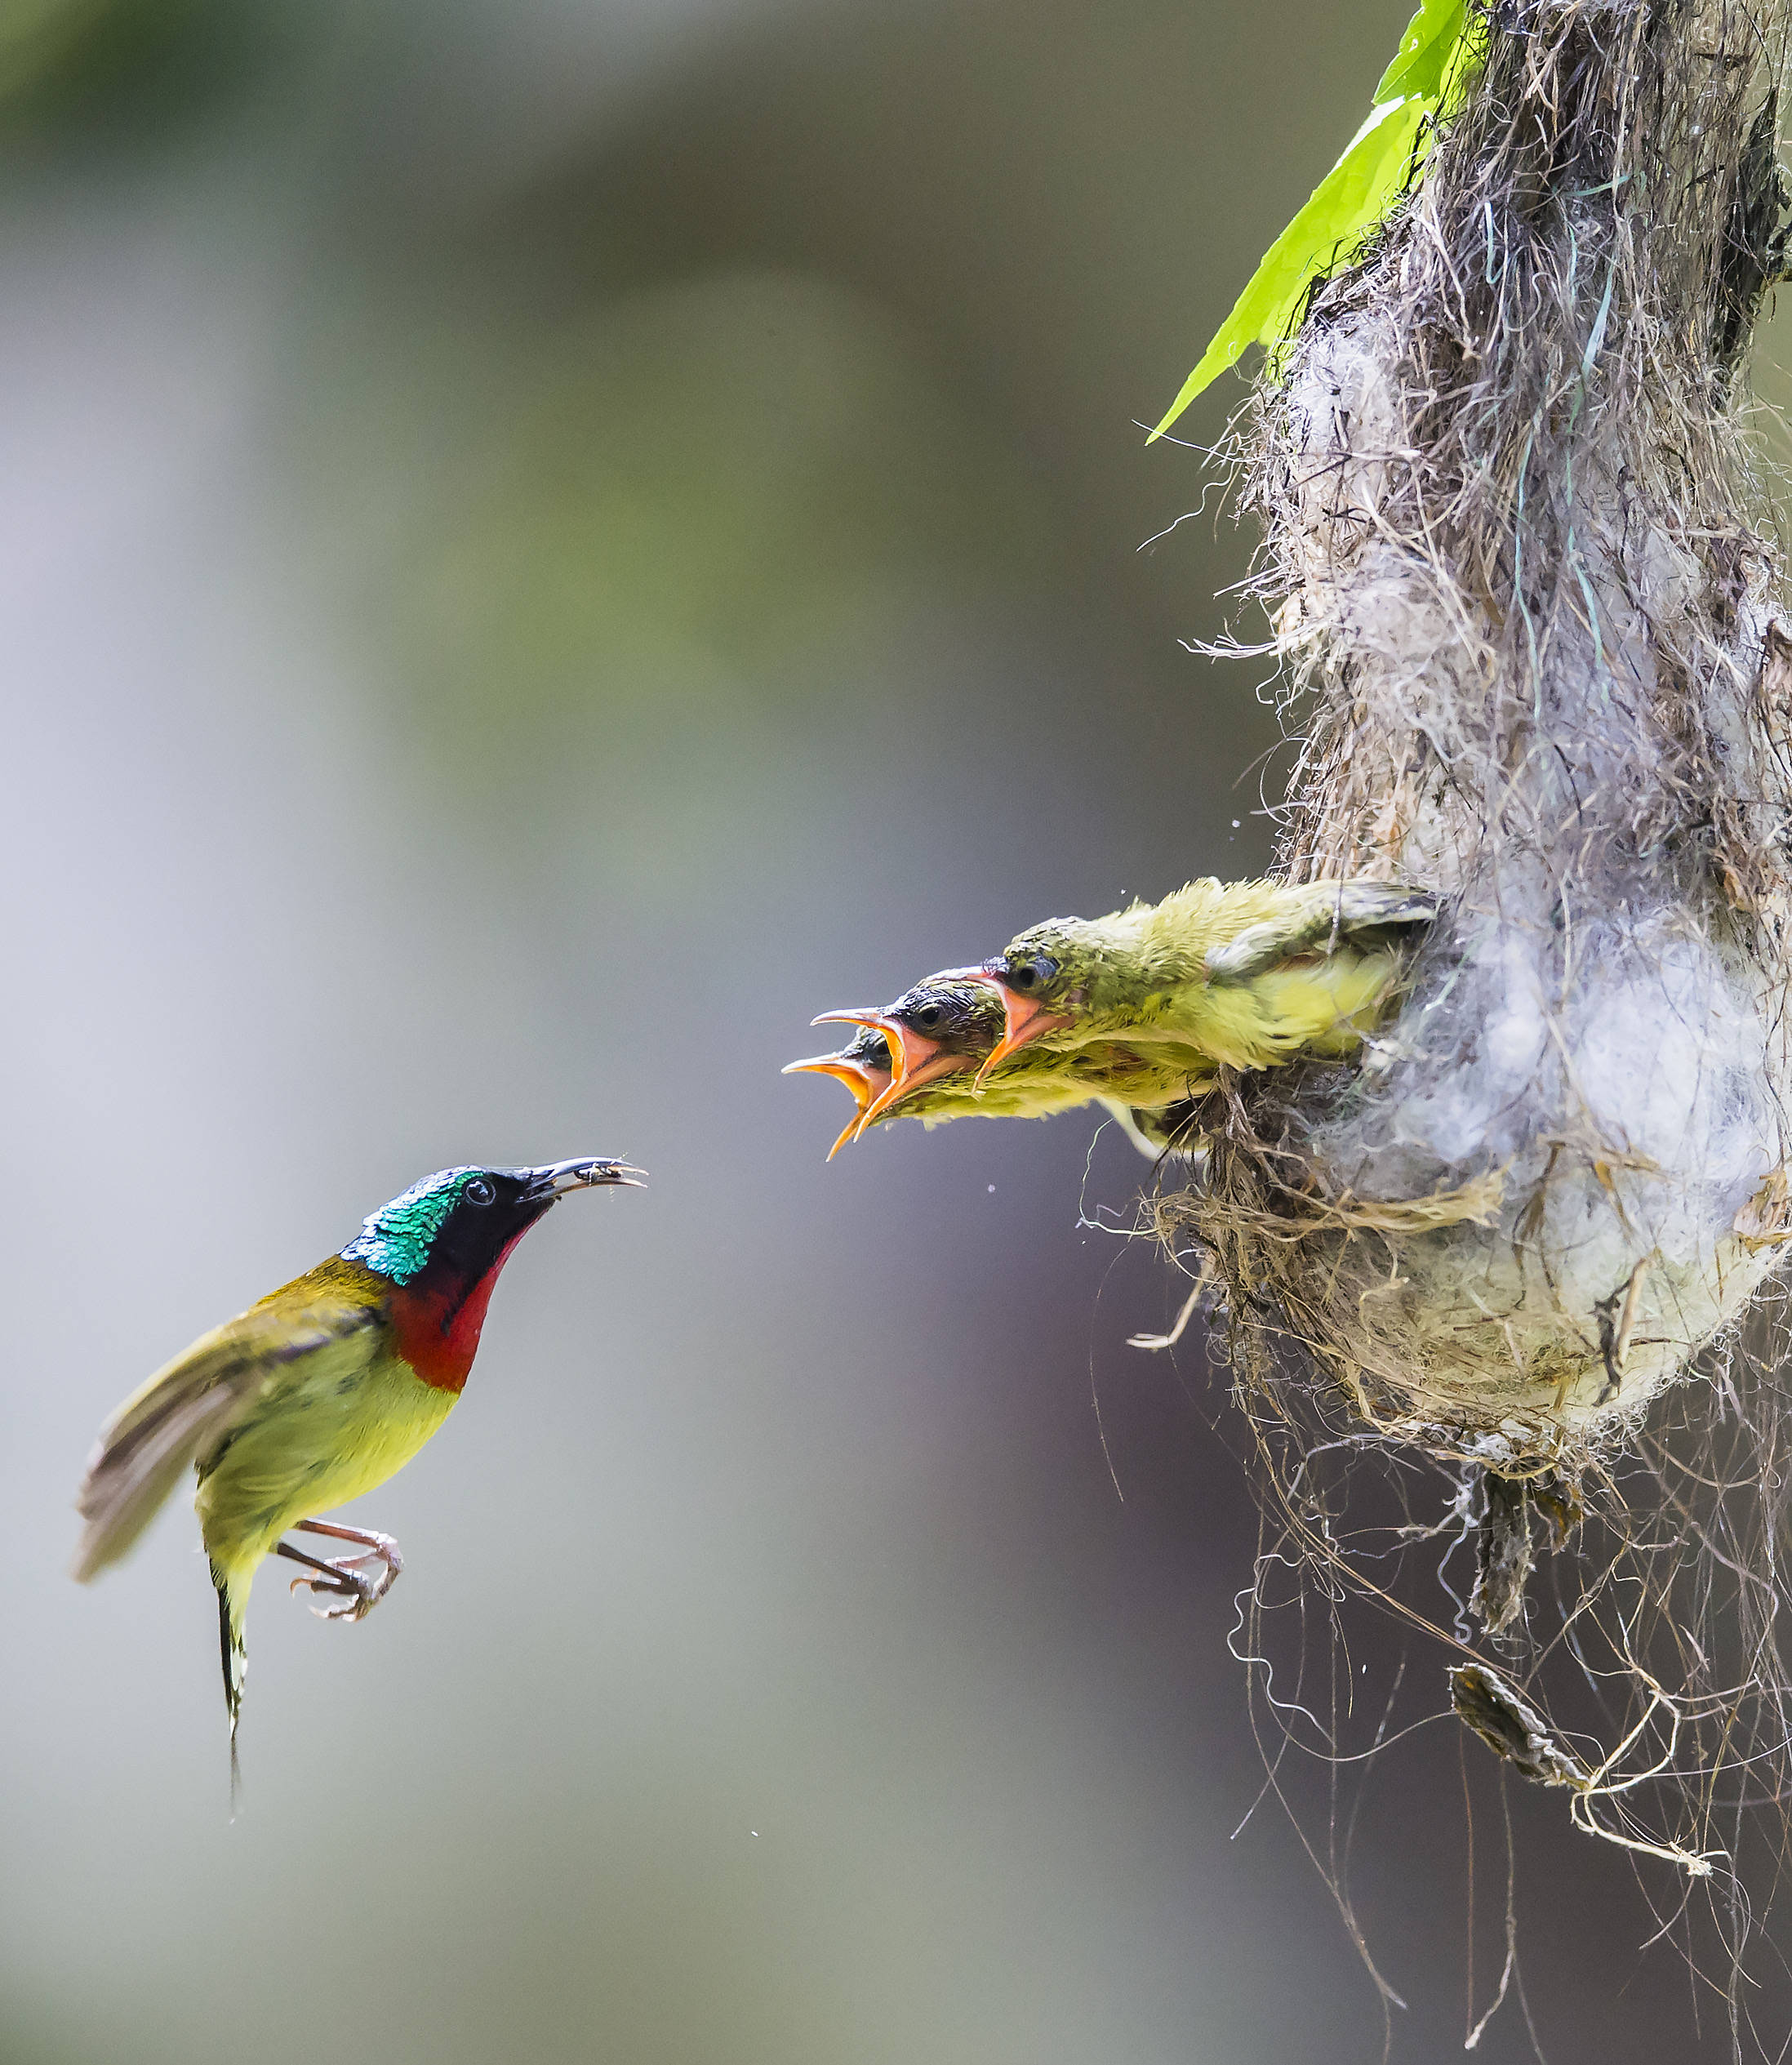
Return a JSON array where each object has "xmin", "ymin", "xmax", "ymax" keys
[{"xmin": 389, "ymin": 1231, "xmax": 527, "ymax": 1393}]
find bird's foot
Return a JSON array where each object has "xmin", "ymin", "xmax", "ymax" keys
[
  {"xmin": 284, "ymin": 1551, "xmax": 389, "ymax": 1621},
  {"xmin": 276, "ymin": 1521, "xmax": 402, "ymax": 1623}
]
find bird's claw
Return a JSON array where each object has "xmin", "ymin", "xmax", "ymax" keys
[
  {"xmin": 287, "ymin": 1543, "xmax": 401, "ymax": 1622},
  {"xmin": 287, "ymin": 1560, "xmax": 373, "ymax": 1620}
]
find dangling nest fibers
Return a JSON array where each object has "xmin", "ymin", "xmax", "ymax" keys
[{"xmin": 1158, "ymin": 0, "xmax": 1792, "ymax": 1977}]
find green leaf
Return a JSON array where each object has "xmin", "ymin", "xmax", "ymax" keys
[
  {"xmin": 1149, "ymin": 94, "xmax": 1427, "ymax": 438},
  {"xmin": 1373, "ymin": 0, "xmax": 1465, "ymax": 105},
  {"xmin": 1149, "ymin": 0, "xmax": 1481, "ymax": 441}
]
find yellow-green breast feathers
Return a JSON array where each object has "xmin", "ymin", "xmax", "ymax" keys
[{"xmin": 195, "ymin": 1313, "xmax": 454, "ymax": 1591}]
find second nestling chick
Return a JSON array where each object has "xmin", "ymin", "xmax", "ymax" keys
[{"xmin": 794, "ymin": 978, "xmax": 1101, "ymax": 1146}]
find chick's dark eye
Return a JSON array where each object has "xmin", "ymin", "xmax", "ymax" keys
[
  {"xmin": 915, "ymin": 1004, "xmax": 941, "ymax": 1029},
  {"xmin": 465, "ymin": 1177, "xmax": 496, "ymax": 1206}
]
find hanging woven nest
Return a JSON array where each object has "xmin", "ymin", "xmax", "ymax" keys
[{"xmin": 1165, "ymin": 0, "xmax": 1792, "ymax": 1477}]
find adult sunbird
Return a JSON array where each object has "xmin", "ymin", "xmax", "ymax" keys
[{"xmin": 72, "ymin": 1156, "xmax": 643, "ymax": 1762}]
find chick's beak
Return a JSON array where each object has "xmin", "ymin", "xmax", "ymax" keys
[
  {"xmin": 527, "ymin": 1157, "xmax": 648, "ymax": 1199},
  {"xmin": 978, "ymin": 993, "xmax": 1074, "ymax": 1079},
  {"xmin": 807, "ymin": 1008, "xmax": 973, "ymax": 1131},
  {"xmin": 783, "ymin": 1026, "xmax": 894, "ymax": 1160},
  {"xmin": 929, "ymin": 966, "xmax": 1074, "ymax": 1084},
  {"xmin": 856, "ymin": 1018, "xmax": 978, "ymax": 1127}
]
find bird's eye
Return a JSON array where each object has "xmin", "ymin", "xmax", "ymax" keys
[
  {"xmin": 914, "ymin": 1003, "xmax": 942, "ymax": 1029},
  {"xmin": 465, "ymin": 1177, "xmax": 496, "ymax": 1206},
  {"xmin": 1007, "ymin": 955, "xmax": 1056, "ymax": 993}
]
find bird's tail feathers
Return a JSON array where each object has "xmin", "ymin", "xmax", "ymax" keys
[{"xmin": 213, "ymin": 1563, "xmax": 248, "ymax": 1806}]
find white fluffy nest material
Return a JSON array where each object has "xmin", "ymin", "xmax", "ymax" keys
[{"xmin": 1172, "ymin": 0, "xmax": 1792, "ymax": 1470}]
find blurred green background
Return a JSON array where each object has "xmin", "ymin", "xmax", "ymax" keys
[{"xmin": 7, "ymin": 2, "xmax": 1791, "ymax": 2059}]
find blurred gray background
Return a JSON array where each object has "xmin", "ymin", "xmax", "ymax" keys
[{"xmin": 6, "ymin": 2, "xmax": 1790, "ymax": 2058}]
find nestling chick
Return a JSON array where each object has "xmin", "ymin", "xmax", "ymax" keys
[
  {"xmin": 959, "ymin": 877, "xmax": 1437, "ymax": 1076},
  {"xmin": 782, "ymin": 1022, "xmax": 896, "ymax": 1159},
  {"xmin": 789, "ymin": 979, "xmax": 1109, "ymax": 1150},
  {"xmin": 820, "ymin": 979, "xmax": 1013, "ymax": 1124}
]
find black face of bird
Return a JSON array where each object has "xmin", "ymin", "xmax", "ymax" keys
[
  {"xmin": 411, "ymin": 1161, "xmax": 644, "ymax": 1289},
  {"xmin": 886, "ymin": 977, "xmax": 1003, "ymax": 1057},
  {"xmin": 438, "ymin": 1172, "xmax": 554, "ymax": 1281}
]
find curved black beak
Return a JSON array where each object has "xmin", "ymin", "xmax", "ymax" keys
[{"xmin": 521, "ymin": 1157, "xmax": 647, "ymax": 1202}]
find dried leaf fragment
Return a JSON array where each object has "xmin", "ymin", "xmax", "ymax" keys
[{"xmin": 1449, "ymin": 1664, "xmax": 1587, "ymax": 1788}]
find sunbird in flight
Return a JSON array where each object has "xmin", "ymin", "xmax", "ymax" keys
[
  {"xmin": 788, "ymin": 879, "xmax": 1436, "ymax": 1155},
  {"xmin": 73, "ymin": 1157, "xmax": 643, "ymax": 1765}
]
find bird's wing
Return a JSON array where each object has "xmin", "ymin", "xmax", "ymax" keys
[
  {"xmin": 1205, "ymin": 881, "xmax": 1438, "ymax": 984},
  {"xmin": 71, "ymin": 1287, "xmax": 384, "ymax": 1582}
]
